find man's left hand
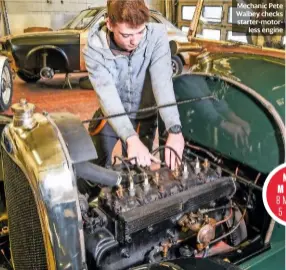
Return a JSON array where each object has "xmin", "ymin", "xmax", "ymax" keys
[{"xmin": 165, "ymin": 133, "xmax": 185, "ymax": 170}]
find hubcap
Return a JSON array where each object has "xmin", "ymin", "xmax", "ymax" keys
[
  {"xmin": 172, "ymin": 59, "xmax": 179, "ymax": 75},
  {"xmin": 2, "ymin": 66, "xmax": 11, "ymax": 105}
]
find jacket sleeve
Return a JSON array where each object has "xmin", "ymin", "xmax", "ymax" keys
[
  {"xmin": 83, "ymin": 46, "xmax": 137, "ymax": 142},
  {"xmin": 149, "ymin": 25, "xmax": 182, "ymax": 131}
]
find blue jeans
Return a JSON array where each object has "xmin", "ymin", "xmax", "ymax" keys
[{"xmin": 89, "ymin": 109, "xmax": 158, "ymax": 168}]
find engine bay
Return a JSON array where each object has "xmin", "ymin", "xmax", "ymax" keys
[
  {"xmin": 78, "ymin": 145, "xmax": 267, "ymax": 270},
  {"xmin": 0, "ymin": 100, "xmax": 282, "ymax": 270}
]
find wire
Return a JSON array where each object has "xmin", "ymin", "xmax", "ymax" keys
[
  {"xmin": 113, "ymin": 156, "xmax": 131, "ymax": 174},
  {"xmin": 159, "ymin": 136, "xmax": 221, "ymax": 164},
  {"xmin": 82, "ymin": 95, "xmax": 216, "ymax": 124},
  {"xmin": 127, "ymin": 157, "xmax": 147, "ymax": 174},
  {"xmin": 152, "ymin": 145, "xmax": 183, "ymax": 166},
  {"xmin": 199, "ymin": 205, "xmax": 233, "ymax": 214},
  {"xmin": 216, "ymin": 208, "xmax": 233, "ymax": 226},
  {"xmin": 184, "ymin": 149, "xmax": 262, "ymax": 192},
  {"xmin": 210, "ymin": 184, "xmax": 250, "ymax": 245},
  {"xmin": 184, "ymin": 141, "xmax": 222, "ymax": 163},
  {"xmin": 210, "ymin": 207, "xmax": 246, "ymax": 245}
]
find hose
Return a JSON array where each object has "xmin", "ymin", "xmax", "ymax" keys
[
  {"xmin": 148, "ymin": 246, "xmax": 162, "ymax": 263},
  {"xmin": 75, "ymin": 161, "xmax": 121, "ymax": 187}
]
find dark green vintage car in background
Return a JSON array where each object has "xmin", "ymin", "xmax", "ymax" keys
[{"xmin": 0, "ymin": 0, "xmax": 285, "ymax": 269}]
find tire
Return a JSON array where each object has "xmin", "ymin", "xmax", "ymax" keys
[
  {"xmin": 171, "ymin": 55, "xmax": 184, "ymax": 77},
  {"xmin": 0, "ymin": 60, "xmax": 13, "ymax": 112},
  {"xmin": 79, "ymin": 75, "xmax": 93, "ymax": 90},
  {"xmin": 17, "ymin": 69, "xmax": 41, "ymax": 83}
]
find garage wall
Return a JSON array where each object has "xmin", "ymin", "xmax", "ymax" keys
[{"xmin": 3, "ymin": 0, "xmax": 164, "ymax": 35}]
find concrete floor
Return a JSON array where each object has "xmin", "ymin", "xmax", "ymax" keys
[{"xmin": 5, "ymin": 73, "xmax": 99, "ymax": 121}]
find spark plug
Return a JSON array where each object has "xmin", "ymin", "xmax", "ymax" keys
[
  {"xmin": 129, "ymin": 174, "xmax": 135, "ymax": 197},
  {"xmin": 183, "ymin": 162, "xmax": 189, "ymax": 179},
  {"xmin": 143, "ymin": 173, "xmax": 150, "ymax": 192},
  {"xmin": 195, "ymin": 157, "xmax": 201, "ymax": 175}
]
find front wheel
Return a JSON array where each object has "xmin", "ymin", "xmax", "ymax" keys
[
  {"xmin": 0, "ymin": 59, "xmax": 13, "ymax": 112},
  {"xmin": 171, "ymin": 55, "xmax": 184, "ymax": 77},
  {"xmin": 17, "ymin": 69, "xmax": 40, "ymax": 83}
]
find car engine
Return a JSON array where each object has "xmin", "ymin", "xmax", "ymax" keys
[{"xmin": 79, "ymin": 155, "xmax": 245, "ymax": 270}]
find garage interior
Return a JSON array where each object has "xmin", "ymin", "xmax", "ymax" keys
[{"xmin": 0, "ymin": 0, "xmax": 189, "ymax": 120}]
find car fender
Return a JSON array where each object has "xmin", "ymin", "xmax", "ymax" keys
[
  {"xmin": 25, "ymin": 45, "xmax": 70, "ymax": 69},
  {"xmin": 0, "ymin": 113, "xmax": 12, "ymax": 181},
  {"xmin": 0, "ymin": 56, "xmax": 8, "ymax": 85}
]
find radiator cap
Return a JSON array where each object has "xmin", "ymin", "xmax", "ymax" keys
[{"xmin": 11, "ymin": 98, "xmax": 36, "ymax": 129}]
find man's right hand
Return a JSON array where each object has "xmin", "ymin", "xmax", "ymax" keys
[{"xmin": 126, "ymin": 135, "xmax": 160, "ymax": 167}]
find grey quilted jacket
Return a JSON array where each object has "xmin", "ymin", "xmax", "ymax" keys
[{"xmin": 83, "ymin": 22, "xmax": 181, "ymax": 141}]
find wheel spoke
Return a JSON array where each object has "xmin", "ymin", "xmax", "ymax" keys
[{"xmin": 1, "ymin": 65, "xmax": 12, "ymax": 105}]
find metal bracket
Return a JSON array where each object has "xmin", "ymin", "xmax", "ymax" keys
[{"xmin": 63, "ymin": 73, "xmax": 72, "ymax": 89}]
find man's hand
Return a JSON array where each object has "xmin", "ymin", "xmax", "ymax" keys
[
  {"xmin": 126, "ymin": 135, "xmax": 160, "ymax": 167},
  {"xmin": 165, "ymin": 133, "xmax": 185, "ymax": 170},
  {"xmin": 220, "ymin": 120, "xmax": 249, "ymax": 148}
]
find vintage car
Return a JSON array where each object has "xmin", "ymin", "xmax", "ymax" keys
[
  {"xmin": 0, "ymin": 1, "xmax": 285, "ymax": 270},
  {"xmin": 0, "ymin": 8, "xmax": 188, "ymax": 86}
]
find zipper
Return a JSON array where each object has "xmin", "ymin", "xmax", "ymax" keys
[{"xmin": 128, "ymin": 56, "xmax": 132, "ymax": 112}]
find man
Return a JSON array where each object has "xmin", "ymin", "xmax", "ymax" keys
[{"xmin": 83, "ymin": 0, "xmax": 184, "ymax": 169}]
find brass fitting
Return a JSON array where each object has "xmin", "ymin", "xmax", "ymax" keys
[{"xmin": 161, "ymin": 241, "xmax": 172, "ymax": 258}]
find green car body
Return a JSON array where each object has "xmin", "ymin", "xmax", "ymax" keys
[{"xmin": 163, "ymin": 42, "xmax": 285, "ymax": 270}]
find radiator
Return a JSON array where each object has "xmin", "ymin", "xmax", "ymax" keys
[{"xmin": 2, "ymin": 148, "xmax": 48, "ymax": 270}]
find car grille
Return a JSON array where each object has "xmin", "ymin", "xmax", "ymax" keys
[{"xmin": 2, "ymin": 148, "xmax": 48, "ymax": 270}]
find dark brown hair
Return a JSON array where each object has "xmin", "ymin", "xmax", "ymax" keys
[{"xmin": 107, "ymin": 0, "xmax": 149, "ymax": 27}]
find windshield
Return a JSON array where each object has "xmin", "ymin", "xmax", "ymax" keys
[
  {"xmin": 61, "ymin": 9, "xmax": 99, "ymax": 30},
  {"xmin": 179, "ymin": 0, "xmax": 285, "ymax": 49}
]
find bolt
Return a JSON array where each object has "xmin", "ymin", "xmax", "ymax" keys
[
  {"xmin": 121, "ymin": 248, "xmax": 130, "ymax": 258},
  {"xmin": 125, "ymin": 235, "xmax": 132, "ymax": 243},
  {"xmin": 147, "ymin": 226, "xmax": 154, "ymax": 233}
]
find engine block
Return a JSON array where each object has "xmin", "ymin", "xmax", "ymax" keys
[{"xmin": 83, "ymin": 159, "xmax": 237, "ymax": 270}]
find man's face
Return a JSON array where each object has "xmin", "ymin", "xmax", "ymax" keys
[{"xmin": 107, "ymin": 19, "xmax": 146, "ymax": 51}]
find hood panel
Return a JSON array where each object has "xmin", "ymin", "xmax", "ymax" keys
[
  {"xmin": 174, "ymin": 54, "xmax": 285, "ymax": 174},
  {"xmin": 200, "ymin": 54, "xmax": 285, "ymax": 118},
  {"xmin": 222, "ymin": 56, "xmax": 285, "ymax": 117},
  {"xmin": 10, "ymin": 30, "xmax": 80, "ymax": 46}
]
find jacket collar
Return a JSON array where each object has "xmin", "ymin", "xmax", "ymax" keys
[{"xmin": 88, "ymin": 22, "xmax": 150, "ymax": 60}]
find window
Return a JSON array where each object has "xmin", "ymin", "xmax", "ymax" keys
[
  {"xmin": 227, "ymin": 31, "xmax": 248, "ymax": 43},
  {"xmin": 181, "ymin": 26, "xmax": 189, "ymax": 33},
  {"xmin": 182, "ymin": 6, "xmax": 196, "ymax": 21},
  {"xmin": 202, "ymin": 6, "xmax": 223, "ymax": 23},
  {"xmin": 201, "ymin": 29, "xmax": 221, "ymax": 40},
  {"xmin": 228, "ymin": 7, "xmax": 233, "ymax": 23},
  {"xmin": 61, "ymin": 9, "xmax": 99, "ymax": 30}
]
